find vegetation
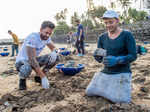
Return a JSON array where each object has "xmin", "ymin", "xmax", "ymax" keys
[{"xmin": 53, "ymin": 0, "xmax": 148, "ymax": 35}]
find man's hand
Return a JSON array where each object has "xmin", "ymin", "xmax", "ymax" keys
[
  {"xmin": 48, "ymin": 51, "xmax": 58, "ymax": 63},
  {"xmin": 42, "ymin": 76, "xmax": 50, "ymax": 89},
  {"xmin": 78, "ymin": 37, "xmax": 81, "ymax": 41}
]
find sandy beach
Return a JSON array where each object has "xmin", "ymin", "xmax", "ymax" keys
[{"xmin": 0, "ymin": 43, "xmax": 150, "ymax": 111}]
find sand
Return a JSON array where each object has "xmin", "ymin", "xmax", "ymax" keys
[{"xmin": 0, "ymin": 43, "xmax": 150, "ymax": 112}]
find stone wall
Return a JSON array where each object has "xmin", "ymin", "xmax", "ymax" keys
[{"xmin": 52, "ymin": 20, "xmax": 150, "ymax": 43}]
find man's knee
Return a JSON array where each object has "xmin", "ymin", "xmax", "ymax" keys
[{"xmin": 19, "ymin": 64, "xmax": 32, "ymax": 78}]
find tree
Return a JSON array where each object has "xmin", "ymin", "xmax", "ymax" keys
[
  {"xmin": 128, "ymin": 8, "xmax": 148, "ymax": 22},
  {"xmin": 117, "ymin": 0, "xmax": 132, "ymax": 18},
  {"xmin": 71, "ymin": 12, "xmax": 80, "ymax": 27},
  {"xmin": 110, "ymin": 2, "xmax": 116, "ymax": 9},
  {"xmin": 54, "ymin": 8, "xmax": 69, "ymax": 35},
  {"xmin": 54, "ymin": 8, "xmax": 68, "ymax": 23},
  {"xmin": 88, "ymin": 6, "xmax": 107, "ymax": 27},
  {"xmin": 54, "ymin": 21, "xmax": 70, "ymax": 34},
  {"xmin": 81, "ymin": 19, "xmax": 94, "ymax": 30}
]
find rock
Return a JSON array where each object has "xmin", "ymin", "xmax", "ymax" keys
[
  {"xmin": 133, "ymin": 77, "xmax": 146, "ymax": 83},
  {"xmin": 19, "ymin": 96, "xmax": 32, "ymax": 106},
  {"xmin": 1, "ymin": 94, "xmax": 19, "ymax": 102},
  {"xmin": 140, "ymin": 87, "xmax": 149, "ymax": 93}
]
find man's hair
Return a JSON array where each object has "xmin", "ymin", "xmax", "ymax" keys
[
  {"xmin": 41, "ymin": 21, "xmax": 55, "ymax": 29},
  {"xmin": 8, "ymin": 30, "xmax": 12, "ymax": 33}
]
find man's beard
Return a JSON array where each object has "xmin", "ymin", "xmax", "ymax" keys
[{"xmin": 40, "ymin": 34, "xmax": 49, "ymax": 40}]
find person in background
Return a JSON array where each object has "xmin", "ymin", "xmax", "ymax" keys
[
  {"xmin": 8, "ymin": 30, "xmax": 19, "ymax": 57},
  {"xmin": 66, "ymin": 31, "xmax": 73, "ymax": 48},
  {"xmin": 86, "ymin": 10, "xmax": 137, "ymax": 103},
  {"xmin": 75, "ymin": 19, "xmax": 85, "ymax": 56},
  {"xmin": 15, "ymin": 21, "xmax": 59, "ymax": 90}
]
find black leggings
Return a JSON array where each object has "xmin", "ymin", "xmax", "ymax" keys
[{"xmin": 75, "ymin": 40, "xmax": 84, "ymax": 54}]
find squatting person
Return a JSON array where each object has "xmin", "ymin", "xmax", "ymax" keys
[{"xmin": 15, "ymin": 21, "xmax": 59, "ymax": 90}]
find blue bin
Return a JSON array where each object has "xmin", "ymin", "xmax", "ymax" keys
[
  {"xmin": 0, "ymin": 52, "xmax": 9, "ymax": 56},
  {"xmin": 3, "ymin": 48, "xmax": 8, "ymax": 51},
  {"xmin": 56, "ymin": 64, "xmax": 84, "ymax": 76},
  {"xmin": 144, "ymin": 41, "xmax": 149, "ymax": 44},
  {"xmin": 59, "ymin": 48, "xmax": 66, "ymax": 50},
  {"xmin": 60, "ymin": 51, "xmax": 71, "ymax": 56},
  {"xmin": 56, "ymin": 64, "xmax": 64, "ymax": 70}
]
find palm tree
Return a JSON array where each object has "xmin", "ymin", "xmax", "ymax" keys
[
  {"xmin": 54, "ymin": 8, "xmax": 68, "ymax": 23},
  {"xmin": 110, "ymin": 2, "xmax": 116, "ymax": 9},
  {"xmin": 117, "ymin": 0, "xmax": 132, "ymax": 18}
]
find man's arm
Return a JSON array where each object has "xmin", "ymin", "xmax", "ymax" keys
[
  {"xmin": 26, "ymin": 46, "xmax": 45, "ymax": 78},
  {"xmin": 47, "ymin": 42, "xmax": 56, "ymax": 51},
  {"xmin": 79, "ymin": 29, "xmax": 83, "ymax": 41},
  {"xmin": 79, "ymin": 29, "xmax": 83, "ymax": 37}
]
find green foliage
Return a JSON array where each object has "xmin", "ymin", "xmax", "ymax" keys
[
  {"xmin": 54, "ymin": 8, "xmax": 68, "ymax": 23},
  {"xmin": 71, "ymin": 12, "xmax": 80, "ymax": 27},
  {"xmin": 117, "ymin": 0, "xmax": 132, "ymax": 18},
  {"xmin": 117, "ymin": 0, "xmax": 131, "ymax": 8},
  {"xmin": 88, "ymin": 6, "xmax": 107, "ymax": 19},
  {"xmin": 81, "ymin": 19, "xmax": 94, "ymax": 30},
  {"xmin": 87, "ymin": 6, "xmax": 107, "ymax": 27},
  {"xmin": 54, "ymin": 8, "xmax": 70, "ymax": 34},
  {"xmin": 128, "ymin": 8, "xmax": 148, "ymax": 22},
  {"xmin": 137, "ymin": 11, "xmax": 148, "ymax": 21},
  {"xmin": 54, "ymin": 21, "xmax": 70, "ymax": 34},
  {"xmin": 110, "ymin": 2, "xmax": 116, "ymax": 9}
]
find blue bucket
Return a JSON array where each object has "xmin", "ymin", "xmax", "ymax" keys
[
  {"xmin": 0, "ymin": 52, "xmax": 9, "ymax": 56},
  {"xmin": 144, "ymin": 41, "xmax": 149, "ymax": 44},
  {"xmin": 56, "ymin": 64, "xmax": 84, "ymax": 76},
  {"xmin": 56, "ymin": 64, "xmax": 64, "ymax": 70},
  {"xmin": 3, "ymin": 48, "xmax": 8, "ymax": 51},
  {"xmin": 59, "ymin": 48, "xmax": 66, "ymax": 50},
  {"xmin": 60, "ymin": 51, "xmax": 71, "ymax": 56}
]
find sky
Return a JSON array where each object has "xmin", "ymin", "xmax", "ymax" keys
[
  {"xmin": 0, "ymin": 0, "xmax": 87, "ymax": 39},
  {"xmin": 0, "ymin": 0, "xmax": 142, "ymax": 39}
]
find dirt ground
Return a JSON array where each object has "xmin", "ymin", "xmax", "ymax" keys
[{"xmin": 0, "ymin": 43, "xmax": 150, "ymax": 112}]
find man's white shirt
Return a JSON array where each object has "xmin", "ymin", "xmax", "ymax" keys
[{"xmin": 16, "ymin": 32, "xmax": 51, "ymax": 63}]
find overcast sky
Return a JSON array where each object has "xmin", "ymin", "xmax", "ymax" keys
[
  {"xmin": 0, "ymin": 0, "xmax": 87, "ymax": 39},
  {"xmin": 0, "ymin": 0, "xmax": 141, "ymax": 39}
]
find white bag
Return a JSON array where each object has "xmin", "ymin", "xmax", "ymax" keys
[{"xmin": 86, "ymin": 72, "xmax": 131, "ymax": 103}]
